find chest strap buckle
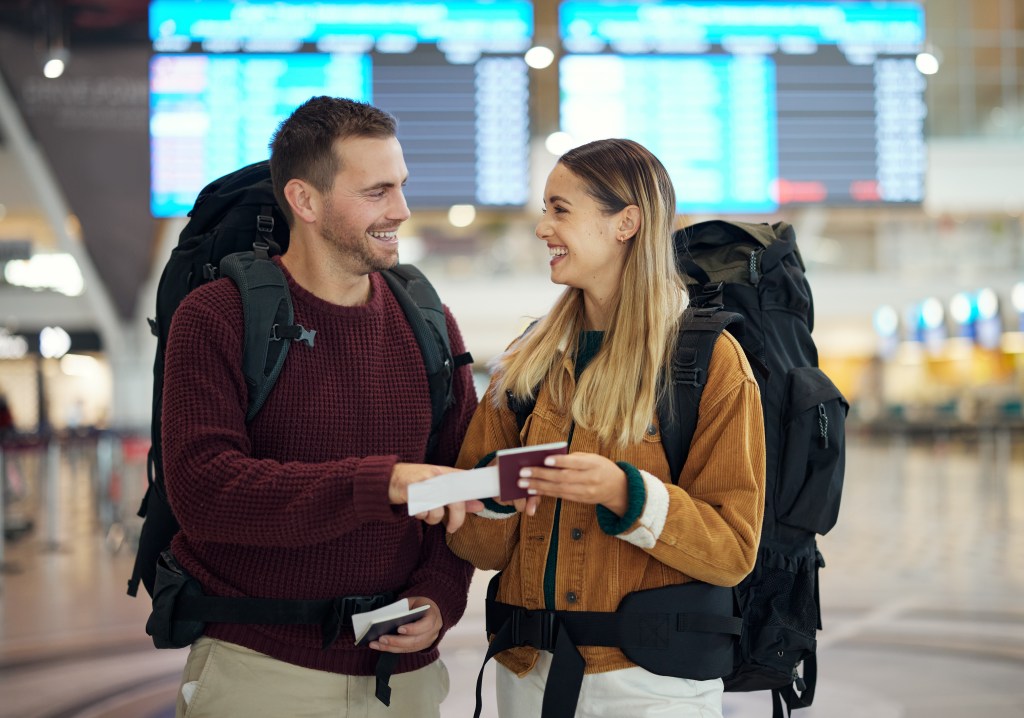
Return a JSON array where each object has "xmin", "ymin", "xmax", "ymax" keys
[{"xmin": 511, "ymin": 608, "xmax": 559, "ymax": 651}]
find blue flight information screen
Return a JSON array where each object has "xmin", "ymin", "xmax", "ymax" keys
[
  {"xmin": 150, "ymin": 0, "xmax": 533, "ymax": 51},
  {"xmin": 148, "ymin": 0, "xmax": 533, "ymax": 217},
  {"xmin": 559, "ymin": 1, "xmax": 926, "ymax": 212},
  {"xmin": 150, "ymin": 54, "xmax": 371, "ymax": 217},
  {"xmin": 562, "ymin": 54, "xmax": 778, "ymax": 214}
]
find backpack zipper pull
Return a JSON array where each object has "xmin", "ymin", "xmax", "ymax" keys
[
  {"xmin": 748, "ymin": 249, "xmax": 762, "ymax": 285},
  {"xmin": 818, "ymin": 404, "xmax": 829, "ymax": 449}
]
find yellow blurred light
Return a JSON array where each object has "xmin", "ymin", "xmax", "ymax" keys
[
  {"xmin": 1000, "ymin": 332, "xmax": 1024, "ymax": 354},
  {"xmin": 447, "ymin": 204, "xmax": 476, "ymax": 228},
  {"xmin": 60, "ymin": 353, "xmax": 100, "ymax": 377}
]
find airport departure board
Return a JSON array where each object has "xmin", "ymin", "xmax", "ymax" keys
[
  {"xmin": 148, "ymin": 1, "xmax": 532, "ymax": 217},
  {"xmin": 559, "ymin": 1, "xmax": 926, "ymax": 213}
]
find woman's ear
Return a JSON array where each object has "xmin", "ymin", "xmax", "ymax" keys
[
  {"xmin": 285, "ymin": 179, "xmax": 318, "ymax": 224},
  {"xmin": 618, "ymin": 205, "xmax": 641, "ymax": 242}
]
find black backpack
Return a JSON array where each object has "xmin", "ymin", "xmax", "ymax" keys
[
  {"xmin": 676, "ymin": 219, "xmax": 848, "ymax": 718},
  {"xmin": 497, "ymin": 220, "xmax": 847, "ymax": 718},
  {"xmin": 127, "ymin": 160, "xmax": 466, "ymax": 599}
]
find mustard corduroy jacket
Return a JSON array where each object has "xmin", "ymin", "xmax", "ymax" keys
[{"xmin": 447, "ymin": 331, "xmax": 766, "ymax": 677}]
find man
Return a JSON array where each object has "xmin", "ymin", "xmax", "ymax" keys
[{"xmin": 161, "ymin": 96, "xmax": 480, "ymax": 717}]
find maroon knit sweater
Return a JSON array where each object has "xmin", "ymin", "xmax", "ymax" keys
[{"xmin": 161, "ymin": 259, "xmax": 477, "ymax": 676}]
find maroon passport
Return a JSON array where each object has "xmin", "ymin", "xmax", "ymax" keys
[{"xmin": 496, "ymin": 441, "xmax": 568, "ymax": 501}]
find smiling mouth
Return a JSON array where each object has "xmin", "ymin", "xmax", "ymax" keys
[
  {"xmin": 369, "ymin": 230, "xmax": 398, "ymax": 242},
  {"xmin": 549, "ymin": 246, "xmax": 567, "ymax": 257}
]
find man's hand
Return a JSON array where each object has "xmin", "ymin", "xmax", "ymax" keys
[
  {"xmin": 367, "ymin": 597, "xmax": 441, "ymax": 654},
  {"xmin": 390, "ymin": 463, "xmax": 485, "ymax": 532},
  {"xmin": 388, "ymin": 463, "xmax": 456, "ymax": 504},
  {"xmin": 439, "ymin": 499, "xmax": 485, "ymax": 533}
]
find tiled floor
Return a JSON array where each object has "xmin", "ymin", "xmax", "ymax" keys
[{"xmin": 1, "ymin": 432, "xmax": 1023, "ymax": 717}]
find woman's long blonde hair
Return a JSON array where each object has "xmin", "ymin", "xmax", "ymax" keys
[{"xmin": 492, "ymin": 139, "xmax": 688, "ymax": 447}]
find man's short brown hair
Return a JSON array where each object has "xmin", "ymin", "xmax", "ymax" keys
[{"xmin": 269, "ymin": 96, "xmax": 397, "ymax": 226}]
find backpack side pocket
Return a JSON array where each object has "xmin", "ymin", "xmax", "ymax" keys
[
  {"xmin": 146, "ymin": 550, "xmax": 206, "ymax": 649},
  {"xmin": 728, "ymin": 542, "xmax": 821, "ymax": 692},
  {"xmin": 776, "ymin": 367, "xmax": 848, "ymax": 535}
]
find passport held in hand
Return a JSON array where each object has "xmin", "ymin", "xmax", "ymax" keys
[
  {"xmin": 496, "ymin": 441, "xmax": 568, "ymax": 501},
  {"xmin": 352, "ymin": 599, "xmax": 429, "ymax": 646}
]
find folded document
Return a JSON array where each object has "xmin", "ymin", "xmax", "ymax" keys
[
  {"xmin": 406, "ymin": 442, "xmax": 569, "ymax": 515},
  {"xmin": 406, "ymin": 467, "xmax": 499, "ymax": 515}
]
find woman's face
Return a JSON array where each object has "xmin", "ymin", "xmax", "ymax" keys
[{"xmin": 535, "ymin": 163, "xmax": 630, "ymax": 300}]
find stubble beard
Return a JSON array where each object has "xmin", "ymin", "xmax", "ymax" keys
[{"xmin": 321, "ymin": 213, "xmax": 398, "ymax": 275}]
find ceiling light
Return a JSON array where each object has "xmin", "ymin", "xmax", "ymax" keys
[
  {"xmin": 43, "ymin": 49, "xmax": 68, "ymax": 79},
  {"xmin": 525, "ymin": 46, "xmax": 555, "ymax": 69},
  {"xmin": 545, "ymin": 132, "xmax": 576, "ymax": 156}
]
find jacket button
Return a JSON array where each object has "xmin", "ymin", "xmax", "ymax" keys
[
  {"xmin": 566, "ymin": 591, "xmax": 578, "ymax": 604},
  {"xmin": 646, "ymin": 423, "xmax": 657, "ymax": 436},
  {"xmin": 571, "ymin": 528, "xmax": 583, "ymax": 540}
]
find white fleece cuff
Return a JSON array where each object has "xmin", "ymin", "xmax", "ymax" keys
[
  {"xmin": 476, "ymin": 507, "xmax": 518, "ymax": 520},
  {"xmin": 617, "ymin": 470, "xmax": 669, "ymax": 549}
]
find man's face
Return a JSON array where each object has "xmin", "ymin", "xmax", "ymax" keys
[{"xmin": 318, "ymin": 135, "xmax": 410, "ymax": 275}]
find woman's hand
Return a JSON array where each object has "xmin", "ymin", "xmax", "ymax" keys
[{"xmin": 516, "ymin": 452, "xmax": 628, "ymax": 516}]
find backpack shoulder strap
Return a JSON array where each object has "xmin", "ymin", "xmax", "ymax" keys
[
  {"xmin": 658, "ymin": 307, "xmax": 744, "ymax": 483},
  {"xmin": 219, "ymin": 245, "xmax": 315, "ymax": 422},
  {"xmin": 508, "ymin": 391, "xmax": 535, "ymax": 435},
  {"xmin": 505, "ymin": 319, "xmax": 541, "ymax": 433},
  {"xmin": 381, "ymin": 264, "xmax": 472, "ymax": 460}
]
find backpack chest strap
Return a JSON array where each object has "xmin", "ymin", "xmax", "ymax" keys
[
  {"xmin": 486, "ymin": 599, "xmax": 739, "ymax": 650},
  {"xmin": 475, "ymin": 594, "xmax": 742, "ymax": 718},
  {"xmin": 172, "ymin": 590, "xmax": 395, "ymax": 649}
]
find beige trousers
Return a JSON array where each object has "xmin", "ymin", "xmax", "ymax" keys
[{"xmin": 175, "ymin": 636, "xmax": 449, "ymax": 718}]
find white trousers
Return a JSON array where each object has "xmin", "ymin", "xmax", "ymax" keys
[{"xmin": 496, "ymin": 651, "xmax": 724, "ymax": 718}]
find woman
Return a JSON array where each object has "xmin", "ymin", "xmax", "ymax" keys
[{"xmin": 447, "ymin": 138, "xmax": 766, "ymax": 718}]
